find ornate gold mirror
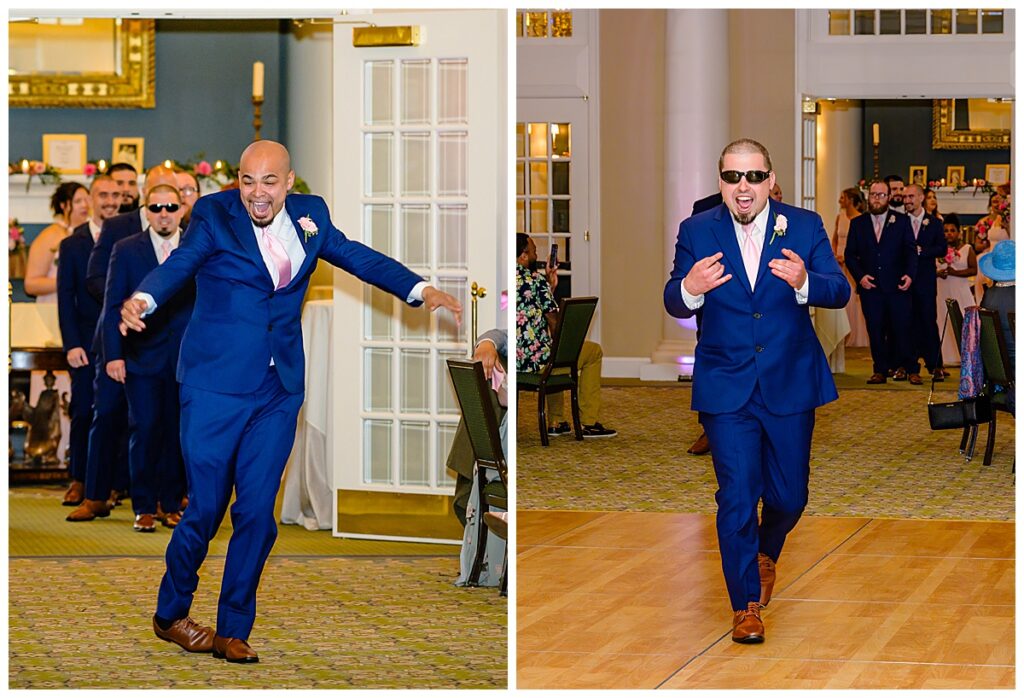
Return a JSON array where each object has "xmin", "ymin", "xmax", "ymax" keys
[
  {"xmin": 9, "ymin": 18, "xmax": 155, "ymax": 108},
  {"xmin": 932, "ymin": 98, "xmax": 1011, "ymax": 150}
]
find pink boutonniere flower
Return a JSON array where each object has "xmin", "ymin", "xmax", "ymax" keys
[
  {"xmin": 769, "ymin": 213, "xmax": 788, "ymax": 246},
  {"xmin": 298, "ymin": 215, "xmax": 319, "ymax": 242},
  {"xmin": 888, "ymin": 214, "xmax": 896, "ymax": 225},
  {"xmin": 922, "ymin": 218, "xmax": 930, "ymax": 226}
]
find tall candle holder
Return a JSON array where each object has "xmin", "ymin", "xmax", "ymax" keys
[
  {"xmin": 252, "ymin": 96, "xmax": 264, "ymax": 141},
  {"xmin": 470, "ymin": 281, "xmax": 487, "ymax": 350},
  {"xmin": 872, "ymin": 143, "xmax": 880, "ymax": 179}
]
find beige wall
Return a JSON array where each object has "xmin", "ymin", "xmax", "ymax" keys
[
  {"xmin": 597, "ymin": 9, "xmax": 797, "ymax": 359},
  {"xmin": 598, "ymin": 9, "xmax": 666, "ymax": 357},
  {"xmin": 728, "ymin": 10, "xmax": 796, "ymax": 199}
]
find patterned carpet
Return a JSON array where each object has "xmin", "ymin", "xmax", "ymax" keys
[
  {"xmin": 517, "ymin": 353, "xmax": 1015, "ymax": 520},
  {"xmin": 9, "ymin": 489, "xmax": 507, "ymax": 689}
]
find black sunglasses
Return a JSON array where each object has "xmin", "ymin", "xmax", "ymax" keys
[
  {"xmin": 147, "ymin": 203, "xmax": 181, "ymax": 213},
  {"xmin": 720, "ymin": 170, "xmax": 771, "ymax": 185}
]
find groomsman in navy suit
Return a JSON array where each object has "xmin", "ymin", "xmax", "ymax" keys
[
  {"xmin": 104, "ymin": 185, "xmax": 194, "ymax": 533},
  {"xmin": 900, "ymin": 183, "xmax": 947, "ymax": 384},
  {"xmin": 120, "ymin": 140, "xmax": 462, "ymax": 663},
  {"xmin": 57, "ymin": 175, "xmax": 123, "ymax": 506},
  {"xmin": 664, "ymin": 139, "xmax": 849, "ymax": 643},
  {"xmin": 843, "ymin": 180, "xmax": 917, "ymax": 384}
]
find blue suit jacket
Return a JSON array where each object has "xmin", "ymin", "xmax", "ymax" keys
[
  {"xmin": 56, "ymin": 223, "xmax": 102, "ymax": 354},
  {"xmin": 910, "ymin": 212, "xmax": 946, "ymax": 296},
  {"xmin": 87, "ymin": 208, "xmax": 144, "ymax": 359},
  {"xmin": 104, "ymin": 232, "xmax": 195, "ymax": 377},
  {"xmin": 134, "ymin": 190, "xmax": 424, "ymax": 395},
  {"xmin": 663, "ymin": 201, "xmax": 850, "ymax": 416},
  {"xmin": 843, "ymin": 211, "xmax": 917, "ymax": 294}
]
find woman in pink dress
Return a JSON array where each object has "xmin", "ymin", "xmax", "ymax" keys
[{"xmin": 831, "ymin": 187, "xmax": 868, "ymax": 346}]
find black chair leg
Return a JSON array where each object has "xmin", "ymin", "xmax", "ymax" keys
[
  {"xmin": 965, "ymin": 424, "xmax": 978, "ymax": 461},
  {"xmin": 570, "ymin": 387, "xmax": 583, "ymax": 441},
  {"xmin": 538, "ymin": 388, "xmax": 549, "ymax": 447},
  {"xmin": 983, "ymin": 412, "xmax": 997, "ymax": 466},
  {"xmin": 959, "ymin": 425, "xmax": 970, "ymax": 454}
]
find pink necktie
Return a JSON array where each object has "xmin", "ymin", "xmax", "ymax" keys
[
  {"xmin": 912, "ymin": 217, "xmax": 920, "ymax": 239},
  {"xmin": 160, "ymin": 240, "xmax": 172, "ymax": 264},
  {"xmin": 874, "ymin": 217, "xmax": 882, "ymax": 242},
  {"xmin": 263, "ymin": 230, "xmax": 292, "ymax": 290},
  {"xmin": 740, "ymin": 222, "xmax": 759, "ymax": 288}
]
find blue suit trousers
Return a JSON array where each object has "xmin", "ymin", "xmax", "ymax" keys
[
  {"xmin": 156, "ymin": 366, "xmax": 304, "ymax": 640},
  {"xmin": 125, "ymin": 371, "xmax": 186, "ymax": 515},
  {"xmin": 85, "ymin": 365, "xmax": 129, "ymax": 501},
  {"xmin": 67, "ymin": 356, "xmax": 97, "ymax": 483},
  {"xmin": 700, "ymin": 383, "xmax": 814, "ymax": 611}
]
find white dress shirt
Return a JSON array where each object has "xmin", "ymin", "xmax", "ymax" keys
[
  {"xmin": 149, "ymin": 228, "xmax": 181, "ymax": 264},
  {"xmin": 88, "ymin": 219, "xmax": 103, "ymax": 243},
  {"xmin": 681, "ymin": 204, "xmax": 808, "ymax": 310}
]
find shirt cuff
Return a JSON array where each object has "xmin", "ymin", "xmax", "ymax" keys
[
  {"xmin": 407, "ymin": 281, "xmax": 428, "ymax": 304},
  {"xmin": 794, "ymin": 275, "xmax": 809, "ymax": 305},
  {"xmin": 132, "ymin": 292, "xmax": 157, "ymax": 317},
  {"xmin": 680, "ymin": 279, "xmax": 705, "ymax": 310}
]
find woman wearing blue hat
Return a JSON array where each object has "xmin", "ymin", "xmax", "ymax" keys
[{"xmin": 979, "ymin": 239, "xmax": 1015, "ymax": 369}]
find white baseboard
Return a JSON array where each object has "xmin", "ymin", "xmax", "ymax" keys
[{"xmin": 603, "ymin": 357, "xmax": 694, "ymax": 382}]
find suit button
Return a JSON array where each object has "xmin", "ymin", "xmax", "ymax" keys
[
  {"xmin": 268, "ymin": 293, "xmax": 274, "ymax": 299},
  {"xmin": 753, "ymin": 312, "xmax": 762, "ymax": 319},
  {"xmin": 268, "ymin": 324, "xmax": 273, "ymax": 332},
  {"xmin": 755, "ymin": 345, "xmax": 764, "ymax": 353}
]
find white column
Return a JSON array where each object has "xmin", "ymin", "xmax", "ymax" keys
[
  {"xmin": 816, "ymin": 99, "xmax": 862, "ymax": 229},
  {"xmin": 645, "ymin": 9, "xmax": 731, "ymax": 380}
]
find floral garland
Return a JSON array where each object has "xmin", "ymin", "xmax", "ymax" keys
[{"xmin": 8, "ymin": 160, "xmax": 62, "ymax": 191}]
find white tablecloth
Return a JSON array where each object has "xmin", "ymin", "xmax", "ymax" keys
[{"xmin": 280, "ymin": 300, "xmax": 334, "ymax": 530}]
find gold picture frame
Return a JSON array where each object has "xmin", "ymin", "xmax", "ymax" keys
[
  {"xmin": 9, "ymin": 19, "xmax": 155, "ymax": 109},
  {"xmin": 946, "ymin": 166, "xmax": 965, "ymax": 187},
  {"xmin": 908, "ymin": 165, "xmax": 927, "ymax": 187},
  {"xmin": 932, "ymin": 99, "xmax": 1010, "ymax": 150},
  {"xmin": 985, "ymin": 164, "xmax": 1010, "ymax": 186},
  {"xmin": 112, "ymin": 137, "xmax": 145, "ymax": 173},
  {"xmin": 42, "ymin": 133, "xmax": 87, "ymax": 174}
]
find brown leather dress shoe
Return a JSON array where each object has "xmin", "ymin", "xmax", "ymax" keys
[
  {"xmin": 153, "ymin": 616, "xmax": 214, "ymax": 653},
  {"xmin": 892, "ymin": 368, "xmax": 908, "ymax": 381},
  {"xmin": 65, "ymin": 499, "xmax": 111, "ymax": 521},
  {"xmin": 213, "ymin": 635, "xmax": 259, "ymax": 663},
  {"xmin": 732, "ymin": 602, "xmax": 765, "ymax": 644},
  {"xmin": 908, "ymin": 373, "xmax": 923, "ymax": 385},
  {"xmin": 866, "ymin": 373, "xmax": 886, "ymax": 384},
  {"xmin": 687, "ymin": 432, "xmax": 711, "ymax": 455},
  {"xmin": 758, "ymin": 553, "xmax": 776, "ymax": 607},
  {"xmin": 62, "ymin": 480, "xmax": 85, "ymax": 506},
  {"xmin": 483, "ymin": 511, "xmax": 508, "ymax": 540},
  {"xmin": 134, "ymin": 513, "xmax": 157, "ymax": 532},
  {"xmin": 161, "ymin": 511, "xmax": 182, "ymax": 528},
  {"xmin": 108, "ymin": 489, "xmax": 125, "ymax": 507}
]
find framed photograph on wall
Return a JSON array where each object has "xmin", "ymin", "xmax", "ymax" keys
[
  {"xmin": 985, "ymin": 164, "xmax": 1010, "ymax": 186},
  {"xmin": 42, "ymin": 133, "xmax": 87, "ymax": 174},
  {"xmin": 112, "ymin": 137, "xmax": 145, "ymax": 172},
  {"xmin": 908, "ymin": 165, "xmax": 927, "ymax": 187},
  {"xmin": 946, "ymin": 166, "xmax": 965, "ymax": 187}
]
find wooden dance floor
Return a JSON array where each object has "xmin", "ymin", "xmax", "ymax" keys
[{"xmin": 517, "ymin": 511, "xmax": 1014, "ymax": 689}]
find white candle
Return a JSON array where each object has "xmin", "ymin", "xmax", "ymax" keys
[
  {"xmin": 872, "ymin": 123, "xmax": 879, "ymax": 146},
  {"xmin": 252, "ymin": 61, "xmax": 264, "ymax": 99},
  {"xmin": 20, "ymin": 159, "xmax": 29, "ymax": 174}
]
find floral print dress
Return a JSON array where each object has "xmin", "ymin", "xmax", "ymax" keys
[{"xmin": 515, "ymin": 263, "xmax": 558, "ymax": 372}]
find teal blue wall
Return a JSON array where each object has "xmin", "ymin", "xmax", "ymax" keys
[{"xmin": 9, "ymin": 19, "xmax": 287, "ymax": 167}]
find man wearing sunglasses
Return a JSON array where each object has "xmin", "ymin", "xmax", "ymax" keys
[
  {"xmin": 103, "ymin": 185, "xmax": 194, "ymax": 533},
  {"xmin": 119, "ymin": 140, "xmax": 463, "ymax": 663},
  {"xmin": 664, "ymin": 138, "xmax": 849, "ymax": 644}
]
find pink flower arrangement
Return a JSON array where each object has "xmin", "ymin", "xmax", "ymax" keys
[
  {"xmin": 975, "ymin": 217, "xmax": 991, "ymax": 240},
  {"xmin": 196, "ymin": 160, "xmax": 213, "ymax": 176},
  {"xmin": 83, "ymin": 163, "xmax": 97, "ymax": 176},
  {"xmin": 9, "ymin": 218, "xmax": 25, "ymax": 252},
  {"xmin": 30, "ymin": 161, "xmax": 46, "ymax": 175}
]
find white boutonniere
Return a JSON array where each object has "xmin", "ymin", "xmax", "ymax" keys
[
  {"xmin": 922, "ymin": 218, "xmax": 930, "ymax": 226},
  {"xmin": 769, "ymin": 213, "xmax": 788, "ymax": 246},
  {"xmin": 888, "ymin": 214, "xmax": 896, "ymax": 225},
  {"xmin": 297, "ymin": 216, "xmax": 319, "ymax": 242}
]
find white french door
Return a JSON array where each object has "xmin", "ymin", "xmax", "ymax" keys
[
  {"xmin": 331, "ymin": 10, "xmax": 504, "ymax": 542},
  {"xmin": 516, "ymin": 97, "xmax": 595, "ymax": 330}
]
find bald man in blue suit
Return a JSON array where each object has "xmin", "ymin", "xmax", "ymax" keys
[
  {"xmin": 664, "ymin": 139, "xmax": 849, "ymax": 644},
  {"xmin": 121, "ymin": 140, "xmax": 462, "ymax": 663}
]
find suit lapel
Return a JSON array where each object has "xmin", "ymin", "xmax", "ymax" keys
[
  {"xmin": 227, "ymin": 195, "xmax": 275, "ymax": 288},
  {"xmin": 139, "ymin": 233, "xmax": 159, "ymax": 270},
  {"xmin": 711, "ymin": 206, "xmax": 751, "ymax": 296},
  {"xmin": 283, "ymin": 197, "xmax": 316, "ymax": 289}
]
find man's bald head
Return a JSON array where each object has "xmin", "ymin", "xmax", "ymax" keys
[
  {"xmin": 238, "ymin": 140, "xmax": 295, "ymax": 228},
  {"xmin": 144, "ymin": 165, "xmax": 179, "ymax": 194}
]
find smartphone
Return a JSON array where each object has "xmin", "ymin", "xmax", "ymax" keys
[{"xmin": 549, "ymin": 243, "xmax": 559, "ymax": 270}]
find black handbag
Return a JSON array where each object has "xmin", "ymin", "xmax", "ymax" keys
[{"xmin": 927, "ymin": 307, "xmax": 992, "ymax": 430}]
